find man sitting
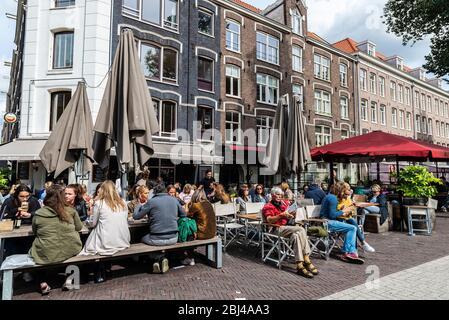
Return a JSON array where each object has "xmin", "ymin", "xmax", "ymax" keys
[
  {"xmin": 262, "ymin": 187, "xmax": 318, "ymax": 278},
  {"xmin": 133, "ymin": 183, "xmax": 186, "ymax": 273}
]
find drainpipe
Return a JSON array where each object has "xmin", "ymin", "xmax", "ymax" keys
[{"xmin": 411, "ymin": 82, "xmax": 417, "ymax": 139}]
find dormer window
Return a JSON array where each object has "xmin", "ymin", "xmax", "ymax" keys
[
  {"xmin": 367, "ymin": 43, "xmax": 376, "ymax": 57},
  {"xmin": 291, "ymin": 9, "xmax": 303, "ymax": 36},
  {"xmin": 419, "ymin": 70, "xmax": 426, "ymax": 81},
  {"xmin": 397, "ymin": 58, "xmax": 404, "ymax": 70}
]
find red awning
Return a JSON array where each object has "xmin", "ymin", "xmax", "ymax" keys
[{"xmin": 310, "ymin": 131, "xmax": 449, "ymax": 162}]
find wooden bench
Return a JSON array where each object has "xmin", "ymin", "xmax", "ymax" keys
[{"xmin": 1, "ymin": 237, "xmax": 222, "ymax": 300}]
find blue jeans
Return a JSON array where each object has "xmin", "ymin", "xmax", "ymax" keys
[
  {"xmin": 345, "ymin": 218, "xmax": 365, "ymax": 243},
  {"xmin": 327, "ymin": 220, "xmax": 357, "ymax": 254}
]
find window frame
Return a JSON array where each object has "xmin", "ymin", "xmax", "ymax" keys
[
  {"xmin": 225, "ymin": 111, "xmax": 242, "ymax": 144},
  {"xmin": 52, "ymin": 31, "xmax": 74, "ymax": 69},
  {"xmin": 291, "ymin": 8, "xmax": 303, "ymax": 35},
  {"xmin": 256, "ymin": 31, "xmax": 280, "ymax": 65},
  {"xmin": 340, "ymin": 96, "xmax": 349, "ymax": 120},
  {"xmin": 257, "ymin": 73, "xmax": 279, "ymax": 106},
  {"xmin": 314, "ymin": 54, "xmax": 331, "ymax": 81},
  {"xmin": 198, "ymin": 56, "xmax": 214, "ymax": 93},
  {"xmin": 49, "ymin": 90, "xmax": 72, "ymax": 131},
  {"xmin": 361, "ymin": 99, "xmax": 368, "ymax": 121},
  {"xmin": 370, "ymin": 101, "xmax": 377, "ymax": 123},
  {"xmin": 380, "ymin": 105, "xmax": 386, "ymax": 125},
  {"xmin": 198, "ymin": 8, "xmax": 214, "ymax": 37},
  {"xmin": 339, "ymin": 63, "xmax": 348, "ymax": 87},
  {"xmin": 152, "ymin": 99, "xmax": 178, "ymax": 138},
  {"xmin": 314, "ymin": 89, "xmax": 331, "ymax": 116},
  {"xmin": 122, "ymin": 0, "xmax": 180, "ymax": 32},
  {"xmin": 139, "ymin": 41, "xmax": 179, "ymax": 84},
  {"xmin": 256, "ymin": 115, "xmax": 274, "ymax": 146},
  {"xmin": 225, "ymin": 19, "xmax": 241, "ymax": 53},
  {"xmin": 369, "ymin": 73, "xmax": 376, "ymax": 94},
  {"xmin": 225, "ymin": 64, "xmax": 241, "ymax": 98},
  {"xmin": 392, "ymin": 108, "xmax": 398, "ymax": 128},
  {"xmin": 292, "ymin": 45, "xmax": 303, "ymax": 73},
  {"xmin": 360, "ymin": 69, "xmax": 367, "ymax": 91},
  {"xmin": 315, "ymin": 125, "xmax": 332, "ymax": 147}
]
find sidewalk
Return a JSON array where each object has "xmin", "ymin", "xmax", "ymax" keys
[
  {"xmin": 10, "ymin": 217, "xmax": 449, "ymax": 300},
  {"xmin": 321, "ymin": 255, "xmax": 449, "ymax": 300}
]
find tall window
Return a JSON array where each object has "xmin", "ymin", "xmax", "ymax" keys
[
  {"xmin": 292, "ymin": 45, "xmax": 303, "ymax": 72},
  {"xmin": 440, "ymin": 101, "xmax": 444, "ymax": 116},
  {"xmin": 291, "ymin": 9, "xmax": 302, "ymax": 35},
  {"xmin": 436, "ymin": 121, "xmax": 440, "ymax": 136},
  {"xmin": 314, "ymin": 90, "xmax": 331, "ymax": 115},
  {"xmin": 153, "ymin": 100, "xmax": 177, "ymax": 138},
  {"xmin": 53, "ymin": 31, "xmax": 74, "ymax": 69},
  {"xmin": 414, "ymin": 91, "xmax": 420, "ymax": 109},
  {"xmin": 198, "ymin": 9, "xmax": 214, "ymax": 36},
  {"xmin": 340, "ymin": 97, "xmax": 349, "ymax": 119},
  {"xmin": 314, "ymin": 54, "xmax": 330, "ymax": 81},
  {"xmin": 225, "ymin": 112, "xmax": 241, "ymax": 143},
  {"xmin": 422, "ymin": 117, "xmax": 427, "ymax": 134},
  {"xmin": 405, "ymin": 87, "xmax": 411, "ymax": 105},
  {"xmin": 197, "ymin": 106, "xmax": 213, "ymax": 137},
  {"xmin": 371, "ymin": 102, "xmax": 377, "ymax": 123},
  {"xmin": 360, "ymin": 69, "xmax": 367, "ymax": 91},
  {"xmin": 427, "ymin": 96, "xmax": 432, "ymax": 113},
  {"xmin": 257, "ymin": 74, "xmax": 279, "ymax": 105},
  {"xmin": 198, "ymin": 57, "xmax": 213, "ymax": 91},
  {"xmin": 140, "ymin": 43, "xmax": 177, "ymax": 82},
  {"xmin": 315, "ymin": 126, "xmax": 332, "ymax": 147},
  {"xmin": 446, "ymin": 124, "xmax": 449, "ymax": 138},
  {"xmin": 55, "ymin": 0, "xmax": 75, "ymax": 7},
  {"xmin": 421, "ymin": 93, "xmax": 426, "ymax": 110},
  {"xmin": 226, "ymin": 20, "xmax": 240, "ymax": 52},
  {"xmin": 390, "ymin": 81, "xmax": 396, "ymax": 101},
  {"xmin": 445, "ymin": 103, "xmax": 449, "ymax": 118},
  {"xmin": 435, "ymin": 98, "xmax": 439, "ymax": 114},
  {"xmin": 398, "ymin": 84, "xmax": 404, "ymax": 103},
  {"xmin": 369, "ymin": 73, "xmax": 376, "ymax": 94},
  {"xmin": 257, "ymin": 115, "xmax": 274, "ymax": 145},
  {"xmin": 392, "ymin": 108, "xmax": 397, "ymax": 128},
  {"xmin": 406, "ymin": 112, "xmax": 412, "ymax": 130},
  {"xmin": 361, "ymin": 99, "xmax": 368, "ymax": 121},
  {"xmin": 163, "ymin": 0, "xmax": 179, "ymax": 29},
  {"xmin": 428, "ymin": 118, "xmax": 433, "ymax": 135},
  {"xmin": 256, "ymin": 32, "xmax": 279, "ymax": 64},
  {"xmin": 380, "ymin": 105, "xmax": 386, "ymax": 125},
  {"xmin": 292, "ymin": 84, "xmax": 303, "ymax": 108},
  {"xmin": 379, "ymin": 76, "xmax": 385, "ymax": 97},
  {"xmin": 340, "ymin": 64, "xmax": 348, "ymax": 87},
  {"xmin": 399, "ymin": 110, "xmax": 405, "ymax": 129},
  {"xmin": 415, "ymin": 115, "xmax": 421, "ymax": 133},
  {"xmin": 122, "ymin": 0, "xmax": 139, "ymax": 17},
  {"xmin": 50, "ymin": 91, "xmax": 71, "ymax": 131},
  {"xmin": 225, "ymin": 65, "xmax": 240, "ymax": 97}
]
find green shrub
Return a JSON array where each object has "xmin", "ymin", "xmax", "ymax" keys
[{"xmin": 397, "ymin": 165, "xmax": 441, "ymax": 198}]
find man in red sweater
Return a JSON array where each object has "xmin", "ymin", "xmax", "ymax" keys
[{"xmin": 262, "ymin": 187, "xmax": 318, "ymax": 278}]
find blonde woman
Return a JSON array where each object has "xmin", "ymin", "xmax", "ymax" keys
[
  {"xmin": 127, "ymin": 185, "xmax": 150, "ymax": 218},
  {"xmin": 281, "ymin": 182, "xmax": 294, "ymax": 203},
  {"xmin": 80, "ymin": 180, "xmax": 130, "ymax": 282},
  {"xmin": 179, "ymin": 184, "xmax": 194, "ymax": 205}
]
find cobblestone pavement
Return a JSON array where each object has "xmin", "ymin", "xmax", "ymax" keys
[
  {"xmin": 9, "ymin": 216, "xmax": 449, "ymax": 300},
  {"xmin": 321, "ymin": 255, "xmax": 449, "ymax": 300}
]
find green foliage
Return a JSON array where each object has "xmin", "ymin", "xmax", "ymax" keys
[
  {"xmin": 397, "ymin": 165, "xmax": 441, "ymax": 198},
  {"xmin": 383, "ymin": 0, "xmax": 449, "ymax": 81},
  {"xmin": 343, "ymin": 176, "xmax": 351, "ymax": 183},
  {"xmin": 0, "ymin": 168, "xmax": 11, "ymax": 190}
]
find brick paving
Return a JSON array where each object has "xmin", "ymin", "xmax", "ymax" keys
[{"xmin": 9, "ymin": 216, "xmax": 449, "ymax": 300}]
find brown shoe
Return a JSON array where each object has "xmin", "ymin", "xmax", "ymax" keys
[
  {"xmin": 305, "ymin": 262, "xmax": 319, "ymax": 275},
  {"xmin": 297, "ymin": 266, "xmax": 314, "ymax": 278}
]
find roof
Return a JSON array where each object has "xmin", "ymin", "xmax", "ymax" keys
[
  {"xmin": 307, "ymin": 31, "xmax": 329, "ymax": 44},
  {"xmin": 230, "ymin": 0, "xmax": 262, "ymax": 14},
  {"xmin": 332, "ymin": 38, "xmax": 415, "ymax": 72}
]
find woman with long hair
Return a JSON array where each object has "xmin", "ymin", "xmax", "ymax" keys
[
  {"xmin": 183, "ymin": 187, "xmax": 216, "ymax": 265},
  {"xmin": 209, "ymin": 183, "xmax": 231, "ymax": 204},
  {"xmin": 29, "ymin": 184, "xmax": 83, "ymax": 295},
  {"xmin": 252, "ymin": 184, "xmax": 269, "ymax": 204},
  {"xmin": 127, "ymin": 185, "xmax": 150, "ymax": 218},
  {"xmin": 0, "ymin": 184, "xmax": 41, "ymax": 223},
  {"xmin": 179, "ymin": 184, "xmax": 194, "ymax": 205},
  {"xmin": 236, "ymin": 185, "xmax": 253, "ymax": 214},
  {"xmin": 80, "ymin": 180, "xmax": 130, "ymax": 282},
  {"xmin": 65, "ymin": 184, "xmax": 88, "ymax": 221}
]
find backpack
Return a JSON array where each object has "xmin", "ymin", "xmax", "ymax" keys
[{"xmin": 178, "ymin": 217, "xmax": 198, "ymax": 242}]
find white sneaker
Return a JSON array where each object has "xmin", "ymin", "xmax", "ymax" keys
[
  {"xmin": 363, "ymin": 242, "xmax": 375, "ymax": 253},
  {"xmin": 189, "ymin": 258, "xmax": 195, "ymax": 266}
]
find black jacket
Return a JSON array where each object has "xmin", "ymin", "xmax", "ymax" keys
[
  {"xmin": 200, "ymin": 177, "xmax": 215, "ymax": 195},
  {"xmin": 0, "ymin": 196, "xmax": 41, "ymax": 224},
  {"xmin": 74, "ymin": 200, "xmax": 89, "ymax": 221}
]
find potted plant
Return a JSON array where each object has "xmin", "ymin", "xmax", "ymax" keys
[{"xmin": 397, "ymin": 165, "xmax": 441, "ymax": 230}]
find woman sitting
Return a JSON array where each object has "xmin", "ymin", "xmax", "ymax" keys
[
  {"xmin": 182, "ymin": 187, "xmax": 217, "ymax": 265},
  {"xmin": 127, "ymin": 185, "xmax": 150, "ymax": 218},
  {"xmin": 64, "ymin": 184, "xmax": 88, "ymax": 221},
  {"xmin": 209, "ymin": 183, "xmax": 231, "ymax": 204},
  {"xmin": 79, "ymin": 180, "xmax": 130, "ymax": 282},
  {"xmin": 179, "ymin": 184, "xmax": 194, "ymax": 205},
  {"xmin": 252, "ymin": 184, "xmax": 269, "ymax": 204},
  {"xmin": 236, "ymin": 186, "xmax": 253, "ymax": 214},
  {"xmin": 29, "ymin": 185, "xmax": 83, "ymax": 295},
  {"xmin": 337, "ymin": 183, "xmax": 375, "ymax": 253},
  {"xmin": 262, "ymin": 187, "xmax": 318, "ymax": 278}
]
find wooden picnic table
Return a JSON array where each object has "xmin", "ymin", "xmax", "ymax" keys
[{"xmin": 0, "ymin": 219, "xmax": 150, "ymax": 266}]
